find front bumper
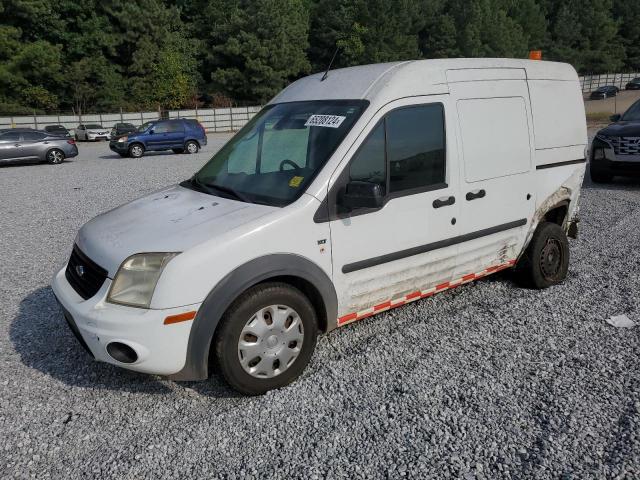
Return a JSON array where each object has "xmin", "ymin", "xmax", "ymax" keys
[
  {"xmin": 87, "ymin": 133, "xmax": 110, "ymax": 141},
  {"xmin": 592, "ymin": 140, "xmax": 640, "ymax": 175},
  {"xmin": 109, "ymin": 141, "xmax": 129, "ymax": 154},
  {"xmin": 51, "ymin": 266, "xmax": 200, "ymax": 376}
]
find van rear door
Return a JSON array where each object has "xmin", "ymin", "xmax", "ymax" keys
[{"xmin": 447, "ymin": 70, "xmax": 535, "ymax": 277}]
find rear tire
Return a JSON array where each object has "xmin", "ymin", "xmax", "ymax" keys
[
  {"xmin": 128, "ymin": 143, "xmax": 144, "ymax": 158},
  {"xmin": 214, "ymin": 282, "xmax": 318, "ymax": 395},
  {"xmin": 46, "ymin": 148, "xmax": 65, "ymax": 165},
  {"xmin": 185, "ymin": 140, "xmax": 199, "ymax": 154},
  {"xmin": 516, "ymin": 222, "xmax": 569, "ymax": 289}
]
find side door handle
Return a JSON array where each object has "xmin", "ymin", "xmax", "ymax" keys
[
  {"xmin": 433, "ymin": 196, "xmax": 455, "ymax": 209},
  {"xmin": 466, "ymin": 189, "xmax": 486, "ymax": 201}
]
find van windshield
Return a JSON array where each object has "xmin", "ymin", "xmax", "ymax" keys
[{"xmin": 189, "ymin": 100, "xmax": 368, "ymax": 206}]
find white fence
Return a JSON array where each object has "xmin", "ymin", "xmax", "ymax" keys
[
  {"xmin": 0, "ymin": 106, "xmax": 263, "ymax": 134},
  {"xmin": 579, "ymin": 73, "xmax": 640, "ymax": 93}
]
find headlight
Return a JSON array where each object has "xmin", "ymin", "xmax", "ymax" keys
[
  {"xmin": 107, "ymin": 253, "xmax": 178, "ymax": 308},
  {"xmin": 118, "ymin": 136, "xmax": 128, "ymax": 142}
]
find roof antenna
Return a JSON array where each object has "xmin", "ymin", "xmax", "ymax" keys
[{"xmin": 321, "ymin": 46, "xmax": 339, "ymax": 81}]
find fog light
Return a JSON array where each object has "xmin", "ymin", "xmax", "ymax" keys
[
  {"xmin": 593, "ymin": 148, "xmax": 605, "ymax": 160},
  {"xmin": 106, "ymin": 342, "xmax": 138, "ymax": 363}
]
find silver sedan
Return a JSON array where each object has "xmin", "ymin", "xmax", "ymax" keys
[{"xmin": 0, "ymin": 129, "xmax": 79, "ymax": 165}]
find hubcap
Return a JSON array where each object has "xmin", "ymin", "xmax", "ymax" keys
[
  {"xmin": 540, "ymin": 238, "xmax": 563, "ymax": 280},
  {"xmin": 187, "ymin": 143, "xmax": 197, "ymax": 153},
  {"xmin": 132, "ymin": 146, "xmax": 142, "ymax": 156},
  {"xmin": 237, "ymin": 305, "xmax": 304, "ymax": 379}
]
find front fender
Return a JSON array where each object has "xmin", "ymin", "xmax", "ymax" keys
[{"xmin": 170, "ymin": 254, "xmax": 337, "ymax": 381}]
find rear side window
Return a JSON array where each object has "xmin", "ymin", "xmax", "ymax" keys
[
  {"xmin": 386, "ymin": 105, "xmax": 445, "ymax": 193},
  {"xmin": 457, "ymin": 97, "xmax": 530, "ymax": 182},
  {"xmin": 0, "ymin": 131, "xmax": 20, "ymax": 141},
  {"xmin": 22, "ymin": 131, "xmax": 46, "ymax": 141},
  {"xmin": 154, "ymin": 121, "xmax": 183, "ymax": 133}
]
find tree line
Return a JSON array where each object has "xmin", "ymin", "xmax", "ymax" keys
[{"xmin": 1, "ymin": 0, "xmax": 639, "ymax": 114}]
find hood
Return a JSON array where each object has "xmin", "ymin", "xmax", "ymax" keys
[
  {"xmin": 76, "ymin": 184, "xmax": 277, "ymax": 276},
  {"xmin": 598, "ymin": 121, "xmax": 640, "ymax": 137}
]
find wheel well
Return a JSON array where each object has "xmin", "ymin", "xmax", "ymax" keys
[
  {"xmin": 185, "ymin": 139, "xmax": 200, "ymax": 147},
  {"xmin": 543, "ymin": 203, "xmax": 569, "ymax": 227},
  {"xmin": 257, "ymin": 276, "xmax": 328, "ymax": 333}
]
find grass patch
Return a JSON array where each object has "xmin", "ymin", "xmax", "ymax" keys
[{"xmin": 586, "ymin": 112, "xmax": 614, "ymax": 123}]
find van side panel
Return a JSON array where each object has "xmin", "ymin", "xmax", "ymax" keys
[
  {"xmin": 525, "ymin": 78, "xmax": 587, "ymax": 240},
  {"xmin": 528, "ymin": 80, "xmax": 586, "ymax": 152}
]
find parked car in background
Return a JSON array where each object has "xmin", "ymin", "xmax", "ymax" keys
[
  {"xmin": 109, "ymin": 119, "xmax": 207, "ymax": 158},
  {"xmin": 0, "ymin": 129, "xmax": 78, "ymax": 165},
  {"xmin": 44, "ymin": 125, "xmax": 71, "ymax": 137},
  {"xmin": 591, "ymin": 98, "xmax": 640, "ymax": 182},
  {"xmin": 111, "ymin": 122, "xmax": 137, "ymax": 138},
  {"xmin": 590, "ymin": 85, "xmax": 619, "ymax": 100},
  {"xmin": 75, "ymin": 124, "xmax": 111, "ymax": 141},
  {"xmin": 625, "ymin": 78, "xmax": 640, "ymax": 90}
]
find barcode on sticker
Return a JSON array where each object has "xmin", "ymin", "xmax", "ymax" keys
[{"xmin": 305, "ymin": 115, "xmax": 346, "ymax": 128}]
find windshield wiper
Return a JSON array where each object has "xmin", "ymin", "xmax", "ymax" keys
[{"xmin": 188, "ymin": 177, "xmax": 248, "ymax": 202}]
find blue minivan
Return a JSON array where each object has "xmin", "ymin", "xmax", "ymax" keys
[{"xmin": 109, "ymin": 119, "xmax": 207, "ymax": 158}]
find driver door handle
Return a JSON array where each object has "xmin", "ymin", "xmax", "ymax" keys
[
  {"xmin": 466, "ymin": 189, "xmax": 486, "ymax": 201},
  {"xmin": 433, "ymin": 196, "xmax": 455, "ymax": 209}
]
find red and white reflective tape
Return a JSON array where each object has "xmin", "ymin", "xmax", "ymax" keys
[{"xmin": 337, "ymin": 259, "xmax": 516, "ymax": 326}]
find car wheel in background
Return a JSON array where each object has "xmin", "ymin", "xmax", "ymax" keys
[
  {"xmin": 172, "ymin": 148, "xmax": 184, "ymax": 154},
  {"xmin": 214, "ymin": 282, "xmax": 318, "ymax": 395},
  {"xmin": 516, "ymin": 222, "xmax": 569, "ymax": 289},
  {"xmin": 46, "ymin": 148, "xmax": 65, "ymax": 165},
  {"xmin": 128, "ymin": 143, "xmax": 145, "ymax": 158},
  {"xmin": 185, "ymin": 140, "xmax": 199, "ymax": 154}
]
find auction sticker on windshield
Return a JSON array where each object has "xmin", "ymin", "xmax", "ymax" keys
[{"xmin": 305, "ymin": 114, "xmax": 346, "ymax": 128}]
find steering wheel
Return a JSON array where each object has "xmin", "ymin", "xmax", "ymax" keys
[{"xmin": 279, "ymin": 159, "xmax": 300, "ymax": 171}]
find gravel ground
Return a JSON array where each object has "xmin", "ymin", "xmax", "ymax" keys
[{"xmin": 1, "ymin": 133, "xmax": 639, "ymax": 479}]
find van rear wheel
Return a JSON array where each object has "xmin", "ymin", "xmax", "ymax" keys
[
  {"xmin": 517, "ymin": 222, "xmax": 569, "ymax": 289},
  {"xmin": 214, "ymin": 282, "xmax": 318, "ymax": 395}
]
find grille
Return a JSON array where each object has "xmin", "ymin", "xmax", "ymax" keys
[
  {"xmin": 65, "ymin": 245, "xmax": 108, "ymax": 300},
  {"xmin": 609, "ymin": 137, "xmax": 640, "ymax": 156}
]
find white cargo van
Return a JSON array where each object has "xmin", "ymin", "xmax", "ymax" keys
[{"xmin": 52, "ymin": 59, "xmax": 587, "ymax": 394}]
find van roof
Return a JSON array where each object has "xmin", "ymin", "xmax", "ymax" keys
[{"xmin": 270, "ymin": 58, "xmax": 579, "ymax": 106}]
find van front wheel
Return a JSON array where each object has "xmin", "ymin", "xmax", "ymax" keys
[
  {"xmin": 517, "ymin": 222, "xmax": 569, "ymax": 289},
  {"xmin": 214, "ymin": 283, "xmax": 318, "ymax": 395}
]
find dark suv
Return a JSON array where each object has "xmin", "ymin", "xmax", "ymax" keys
[
  {"xmin": 591, "ymin": 99, "xmax": 640, "ymax": 182},
  {"xmin": 109, "ymin": 119, "xmax": 207, "ymax": 158}
]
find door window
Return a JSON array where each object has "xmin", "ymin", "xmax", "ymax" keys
[
  {"xmin": 21, "ymin": 131, "xmax": 46, "ymax": 141},
  {"xmin": 386, "ymin": 105, "xmax": 446, "ymax": 193},
  {"xmin": 344, "ymin": 103, "xmax": 446, "ymax": 202}
]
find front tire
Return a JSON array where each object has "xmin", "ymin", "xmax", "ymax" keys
[
  {"xmin": 128, "ymin": 143, "xmax": 144, "ymax": 158},
  {"xmin": 517, "ymin": 222, "xmax": 569, "ymax": 289},
  {"xmin": 214, "ymin": 283, "xmax": 318, "ymax": 395},
  {"xmin": 185, "ymin": 140, "xmax": 199, "ymax": 154},
  {"xmin": 46, "ymin": 148, "xmax": 65, "ymax": 165}
]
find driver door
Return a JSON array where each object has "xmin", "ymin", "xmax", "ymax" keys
[{"xmin": 328, "ymin": 96, "xmax": 461, "ymax": 324}]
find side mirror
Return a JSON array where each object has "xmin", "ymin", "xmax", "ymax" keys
[
  {"xmin": 610, "ymin": 114, "xmax": 622, "ymax": 122},
  {"xmin": 341, "ymin": 181, "xmax": 384, "ymax": 210}
]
